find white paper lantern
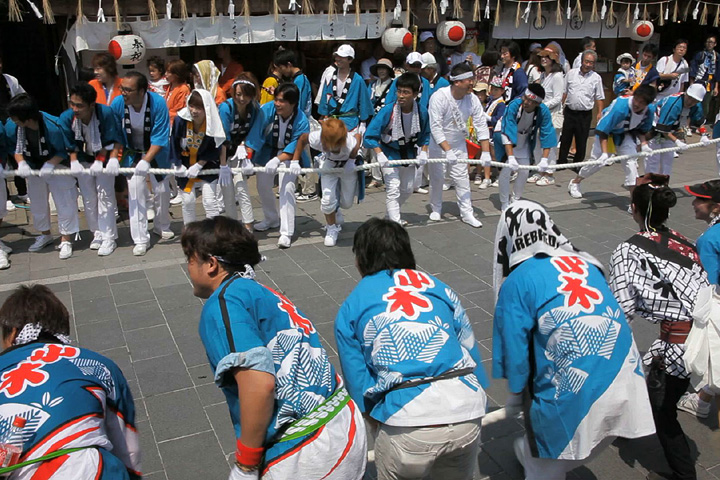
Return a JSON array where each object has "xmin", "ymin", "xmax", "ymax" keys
[
  {"xmin": 630, "ymin": 20, "xmax": 654, "ymax": 42},
  {"xmin": 436, "ymin": 20, "xmax": 466, "ymax": 46},
  {"xmin": 108, "ymin": 34, "xmax": 146, "ymax": 65},
  {"xmin": 382, "ymin": 27, "xmax": 413, "ymax": 53}
]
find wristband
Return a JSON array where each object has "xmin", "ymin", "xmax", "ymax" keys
[
  {"xmin": 235, "ymin": 439, "xmax": 264, "ymax": 469},
  {"xmin": 246, "ymin": 150, "xmax": 254, "ymax": 160}
]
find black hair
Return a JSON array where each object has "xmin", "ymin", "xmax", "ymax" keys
[
  {"xmin": 124, "ymin": 70, "xmax": 149, "ymax": 93},
  {"xmin": 188, "ymin": 91, "xmax": 204, "ymax": 109},
  {"xmin": 1, "ymin": 285, "xmax": 70, "ymax": 341},
  {"xmin": 353, "ymin": 218, "xmax": 416, "ymax": 277},
  {"xmin": 78, "ymin": 67, "xmax": 96, "ymax": 82},
  {"xmin": 146, "ymin": 55, "xmax": 166, "ymax": 74},
  {"xmin": 181, "ymin": 216, "xmax": 262, "ymax": 273},
  {"xmin": 642, "ymin": 43, "xmax": 659, "ymax": 57},
  {"xmin": 707, "ymin": 33, "xmax": 718, "ymax": 42},
  {"xmin": 481, "ymin": 50, "xmax": 500, "ymax": 68},
  {"xmin": 450, "ymin": 61, "xmax": 473, "ymax": 80},
  {"xmin": 633, "ymin": 84, "xmax": 657, "ymax": 105},
  {"xmin": 273, "ymin": 49, "xmax": 299, "ymax": 67},
  {"xmin": 674, "ymin": 38, "xmax": 689, "ymax": 49},
  {"xmin": 7, "ymin": 93, "xmax": 41, "ymax": 122},
  {"xmin": 501, "ymin": 41, "xmax": 522, "ymax": 63},
  {"xmin": 274, "ymin": 82, "xmax": 300, "ymax": 107},
  {"xmin": 396, "ymin": 72, "xmax": 420, "ymax": 93},
  {"xmin": 632, "ymin": 174, "xmax": 677, "ymax": 229},
  {"xmin": 581, "ymin": 36, "xmax": 595, "ymax": 49},
  {"xmin": 69, "ymin": 82, "xmax": 97, "ymax": 105},
  {"xmin": 527, "ymin": 83, "xmax": 545, "ymax": 99}
]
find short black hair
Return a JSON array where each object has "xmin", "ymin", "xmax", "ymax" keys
[
  {"xmin": 642, "ymin": 43, "xmax": 658, "ymax": 57},
  {"xmin": 275, "ymin": 82, "xmax": 300, "ymax": 107},
  {"xmin": 124, "ymin": 70, "xmax": 148, "ymax": 93},
  {"xmin": 147, "ymin": 55, "xmax": 166, "ymax": 74},
  {"xmin": 1, "ymin": 285, "xmax": 70, "ymax": 342},
  {"xmin": 450, "ymin": 62, "xmax": 473, "ymax": 82},
  {"xmin": 7, "ymin": 93, "xmax": 41, "ymax": 122},
  {"xmin": 69, "ymin": 82, "xmax": 97, "ymax": 105},
  {"xmin": 274, "ymin": 49, "xmax": 299, "ymax": 67},
  {"xmin": 633, "ymin": 84, "xmax": 657, "ymax": 105},
  {"xmin": 181, "ymin": 216, "xmax": 262, "ymax": 273},
  {"xmin": 353, "ymin": 218, "xmax": 416, "ymax": 277},
  {"xmin": 674, "ymin": 38, "xmax": 689, "ymax": 49},
  {"xmin": 501, "ymin": 41, "xmax": 521, "ymax": 62},
  {"xmin": 632, "ymin": 174, "xmax": 676, "ymax": 228},
  {"xmin": 396, "ymin": 72, "xmax": 421, "ymax": 93},
  {"xmin": 481, "ymin": 50, "xmax": 500, "ymax": 68},
  {"xmin": 527, "ymin": 83, "xmax": 545, "ymax": 99},
  {"xmin": 581, "ymin": 36, "xmax": 595, "ymax": 49}
]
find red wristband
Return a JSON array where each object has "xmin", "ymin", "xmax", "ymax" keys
[
  {"xmin": 235, "ymin": 439, "xmax": 264, "ymax": 467},
  {"xmin": 246, "ymin": 149, "xmax": 254, "ymax": 160}
]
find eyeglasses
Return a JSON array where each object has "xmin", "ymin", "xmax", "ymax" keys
[{"xmin": 119, "ymin": 86, "xmax": 137, "ymax": 93}]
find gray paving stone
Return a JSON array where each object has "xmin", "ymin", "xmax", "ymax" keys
[
  {"xmin": 108, "ymin": 270, "xmax": 147, "ymax": 284},
  {"xmin": 118, "ymin": 299, "xmax": 166, "ymax": 331},
  {"xmin": 73, "ymin": 296, "xmax": 119, "ymax": 326},
  {"xmin": 145, "ymin": 265, "xmax": 188, "ymax": 288},
  {"xmin": 134, "ymin": 353, "xmax": 192, "ymax": 397},
  {"xmin": 125, "ymin": 325, "xmax": 178, "ymax": 362},
  {"xmin": 196, "ymin": 382, "xmax": 227, "ymax": 408},
  {"xmin": 137, "ymin": 420, "xmax": 164, "ymax": 474},
  {"xmin": 145, "ymin": 388, "xmax": 210, "ymax": 443},
  {"xmin": 169, "ymin": 324, "xmax": 208, "ymax": 368},
  {"xmin": 157, "ymin": 431, "xmax": 228, "ymax": 480},
  {"xmin": 204, "ymin": 403, "xmax": 236, "ymax": 455},
  {"xmin": 75, "ymin": 318, "xmax": 125, "ymax": 351},
  {"xmin": 187, "ymin": 364, "xmax": 214, "ymax": 387},
  {"xmin": 153, "ymin": 284, "xmax": 202, "ymax": 312}
]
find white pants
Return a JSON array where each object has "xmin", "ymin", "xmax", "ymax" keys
[
  {"xmin": 128, "ymin": 174, "xmax": 170, "ymax": 246},
  {"xmin": 76, "ymin": 168, "xmax": 118, "ymax": 240},
  {"xmin": 499, "ymin": 153, "xmax": 531, "ymax": 209},
  {"xmin": 374, "ymin": 418, "xmax": 482, "ymax": 480},
  {"xmin": 179, "ymin": 180, "xmax": 221, "ymax": 225},
  {"xmin": 645, "ymin": 139, "xmax": 675, "ymax": 176},
  {"xmin": 0, "ymin": 179, "xmax": 7, "ymax": 219},
  {"xmin": 383, "ymin": 165, "xmax": 415, "ymax": 222},
  {"xmin": 221, "ymin": 157, "xmax": 254, "ymax": 225},
  {"xmin": 578, "ymin": 136, "xmax": 639, "ymax": 186},
  {"xmin": 514, "ymin": 434, "xmax": 614, "ymax": 480},
  {"xmin": 256, "ymin": 164, "xmax": 297, "ymax": 237},
  {"xmin": 532, "ymin": 127, "xmax": 561, "ymax": 171},
  {"xmin": 27, "ymin": 170, "xmax": 79, "ymax": 235},
  {"xmin": 320, "ymin": 169, "xmax": 356, "ymax": 215},
  {"xmin": 413, "ymin": 164, "xmax": 426, "ymax": 189},
  {"xmin": 428, "ymin": 149, "xmax": 473, "ymax": 217}
]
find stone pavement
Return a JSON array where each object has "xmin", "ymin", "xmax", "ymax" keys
[{"xmin": 0, "ymin": 143, "xmax": 719, "ymax": 480}]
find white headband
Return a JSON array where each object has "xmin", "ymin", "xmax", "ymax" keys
[
  {"xmin": 524, "ymin": 89, "xmax": 543, "ymax": 102},
  {"xmin": 232, "ymin": 79, "xmax": 256, "ymax": 88},
  {"xmin": 449, "ymin": 71, "xmax": 475, "ymax": 81}
]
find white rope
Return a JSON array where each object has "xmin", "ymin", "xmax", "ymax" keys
[{"xmin": 5, "ymin": 137, "xmax": 718, "ymax": 177}]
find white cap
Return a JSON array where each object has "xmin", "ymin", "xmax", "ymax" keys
[
  {"xmin": 687, "ymin": 83, "xmax": 706, "ymax": 102},
  {"xmin": 406, "ymin": 52, "xmax": 423, "ymax": 66},
  {"xmin": 334, "ymin": 44, "xmax": 355, "ymax": 59},
  {"xmin": 420, "ymin": 52, "xmax": 437, "ymax": 69},
  {"xmin": 419, "ymin": 31, "xmax": 435, "ymax": 43},
  {"xmin": 616, "ymin": 53, "xmax": 635, "ymax": 65}
]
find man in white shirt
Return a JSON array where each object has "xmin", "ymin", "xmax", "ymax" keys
[
  {"xmin": 360, "ymin": 43, "xmax": 386, "ymax": 85},
  {"xmin": 572, "ymin": 36, "xmax": 596, "ymax": 70},
  {"xmin": 656, "ymin": 39, "xmax": 690, "ymax": 99},
  {"xmin": 428, "ymin": 63, "xmax": 491, "ymax": 228}
]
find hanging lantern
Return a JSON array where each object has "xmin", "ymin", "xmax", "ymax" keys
[
  {"xmin": 436, "ymin": 20, "xmax": 466, "ymax": 46},
  {"xmin": 381, "ymin": 27, "xmax": 413, "ymax": 53},
  {"xmin": 630, "ymin": 20, "xmax": 654, "ymax": 42},
  {"xmin": 108, "ymin": 34, "xmax": 146, "ymax": 65}
]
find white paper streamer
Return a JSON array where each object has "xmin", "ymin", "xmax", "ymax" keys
[
  {"xmin": 485, "ymin": 0, "xmax": 490, "ymax": 18},
  {"xmin": 665, "ymin": 2, "xmax": 669, "ymax": 20},
  {"xmin": 566, "ymin": 0, "xmax": 571, "ymax": 19},
  {"xmin": 522, "ymin": 0, "xmax": 531, "ymax": 22},
  {"xmin": 633, "ymin": 2, "xmax": 639, "ymax": 19},
  {"xmin": 343, "ymin": 0, "xmax": 352, "ymax": 15},
  {"xmin": 27, "ymin": 0, "xmax": 43, "ymax": 18},
  {"xmin": 393, "ymin": 0, "xmax": 402, "ymax": 20},
  {"xmin": 601, "ymin": 0, "xmax": 606, "ymax": 19},
  {"xmin": 166, "ymin": 0, "xmax": 172, "ymax": 18},
  {"xmin": 229, "ymin": 0, "xmax": 235, "ymax": 18},
  {"xmin": 440, "ymin": 0, "xmax": 449, "ymax": 15},
  {"xmin": 97, "ymin": 0, "xmax": 106, "ymax": 21},
  {"xmin": 693, "ymin": 0, "xmax": 700, "ymax": 19}
]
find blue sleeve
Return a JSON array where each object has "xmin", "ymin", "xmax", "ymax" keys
[
  {"xmin": 655, "ymin": 98, "xmax": 679, "ymax": 133},
  {"xmin": 334, "ymin": 301, "xmax": 376, "ymax": 413},
  {"xmin": 613, "ymin": 74, "xmax": 627, "ymax": 96},
  {"xmin": 500, "ymin": 99, "xmax": 520, "ymax": 145},
  {"xmin": 643, "ymin": 67, "xmax": 660, "ymax": 85},
  {"xmin": 150, "ymin": 95, "xmax": 170, "ymax": 148},
  {"xmin": 419, "ymin": 78, "xmax": 430, "ymax": 111},
  {"xmin": 282, "ymin": 112, "xmax": 310, "ymax": 156},
  {"xmin": 110, "ymin": 96, "xmax": 125, "ymax": 136},
  {"xmin": 168, "ymin": 117, "xmax": 184, "ymax": 167},
  {"xmin": 97, "ymin": 105, "xmax": 122, "ymax": 147},
  {"xmin": 418, "ymin": 106, "xmax": 430, "ymax": 147},
  {"xmin": 363, "ymin": 105, "xmax": 390, "ymax": 149},
  {"xmin": 690, "ymin": 103, "xmax": 705, "ymax": 127},
  {"xmin": 538, "ymin": 105, "xmax": 557, "ymax": 149},
  {"xmin": 512, "ymin": 69, "xmax": 528, "ymax": 100},
  {"xmin": 5, "ymin": 119, "xmax": 16, "ymax": 155},
  {"xmin": 698, "ymin": 234, "xmax": 720, "ymax": 284},
  {"xmin": 295, "ymin": 76, "xmax": 312, "ymax": 117},
  {"xmin": 46, "ymin": 117, "xmax": 68, "ymax": 160},
  {"xmin": 715, "ymin": 54, "xmax": 720, "ymax": 78},
  {"xmin": 317, "ymin": 80, "xmax": 331, "ymax": 117},
  {"xmin": 596, "ymin": 99, "xmax": 626, "ymax": 135},
  {"xmin": 446, "ymin": 288, "xmax": 488, "ymax": 387},
  {"xmin": 0, "ymin": 120, "xmax": 6, "ymax": 160},
  {"xmin": 245, "ymin": 104, "xmax": 270, "ymax": 153},
  {"xmin": 385, "ymin": 79, "xmax": 398, "ymax": 105},
  {"xmin": 218, "ymin": 101, "xmax": 233, "ymax": 143},
  {"xmin": 358, "ymin": 77, "xmax": 374, "ymax": 123},
  {"xmin": 490, "ymin": 102, "xmax": 505, "ymax": 129},
  {"xmin": 58, "ymin": 109, "xmax": 76, "ymax": 153}
]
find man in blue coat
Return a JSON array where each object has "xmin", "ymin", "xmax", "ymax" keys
[
  {"xmin": 110, "ymin": 71, "xmax": 173, "ymax": 256},
  {"xmin": 384, "ymin": 52, "xmax": 432, "ymax": 111},
  {"xmin": 690, "ymin": 33, "xmax": 720, "ymax": 122},
  {"xmin": 274, "ymin": 49, "xmax": 312, "ymax": 119}
]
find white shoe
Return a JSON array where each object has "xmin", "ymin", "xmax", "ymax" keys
[
  {"xmin": 29, "ymin": 234, "xmax": 54, "ymax": 252},
  {"xmin": 527, "ymin": 174, "xmax": 541, "ymax": 184},
  {"xmin": 509, "ymin": 172, "xmax": 518, "ymax": 182},
  {"xmin": 442, "ymin": 183, "xmax": 450, "ymax": 191},
  {"xmin": 462, "ymin": 215, "xmax": 483, "ymax": 228},
  {"xmin": 324, "ymin": 224, "xmax": 341, "ymax": 247},
  {"xmin": 254, "ymin": 220, "xmax": 280, "ymax": 232},
  {"xmin": 89, "ymin": 231, "xmax": 103, "ymax": 250},
  {"xmin": 677, "ymin": 393, "xmax": 711, "ymax": 419},
  {"xmin": 6, "ymin": 200, "xmax": 15, "ymax": 212},
  {"xmin": 98, "ymin": 240, "xmax": 116, "ymax": 256},
  {"xmin": 0, "ymin": 240, "xmax": 12, "ymax": 254},
  {"xmin": 133, "ymin": 244, "xmax": 148, "ymax": 256},
  {"xmin": 414, "ymin": 187, "xmax": 429, "ymax": 194},
  {"xmin": 536, "ymin": 176, "xmax": 555, "ymax": 186},
  {"xmin": 278, "ymin": 235, "xmax": 291, "ymax": 248},
  {"xmin": 0, "ymin": 251, "xmax": 9, "ymax": 270},
  {"xmin": 568, "ymin": 180, "xmax": 583, "ymax": 199},
  {"xmin": 17, "ymin": 195, "xmax": 29, "ymax": 204},
  {"xmin": 58, "ymin": 241, "xmax": 73, "ymax": 260},
  {"xmin": 474, "ymin": 176, "xmax": 483, "ymax": 185},
  {"xmin": 335, "ymin": 209, "xmax": 345, "ymax": 225},
  {"xmin": 478, "ymin": 178, "xmax": 492, "ymax": 190},
  {"xmin": 153, "ymin": 229, "xmax": 175, "ymax": 240},
  {"xmin": 490, "ymin": 179, "xmax": 499, "ymax": 187},
  {"xmin": 169, "ymin": 195, "xmax": 183, "ymax": 205},
  {"xmin": 429, "ymin": 212, "xmax": 441, "ymax": 222},
  {"xmin": 147, "ymin": 208, "xmax": 156, "ymax": 222},
  {"xmin": 627, "ymin": 204, "xmax": 633, "ymax": 215}
]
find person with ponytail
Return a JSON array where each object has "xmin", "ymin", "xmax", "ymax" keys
[{"xmin": 610, "ymin": 174, "xmax": 708, "ymax": 480}]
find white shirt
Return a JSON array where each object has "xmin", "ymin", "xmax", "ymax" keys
[
  {"xmin": 314, "ymin": 65, "xmax": 336, "ymax": 105},
  {"xmin": 360, "ymin": 57, "xmax": 377, "ymax": 81},
  {"xmin": 541, "ymin": 71, "xmax": 565, "ymax": 114},
  {"xmin": 128, "ymin": 94, "xmax": 149, "ymax": 151},
  {"xmin": 276, "ymin": 115, "xmax": 292, "ymax": 149},
  {"xmin": 401, "ymin": 112, "xmax": 414, "ymax": 140},
  {"xmin": 572, "ymin": 53, "xmax": 583, "ymax": 70},
  {"xmin": 448, "ymin": 51, "xmax": 481, "ymax": 70},
  {"xmin": 429, "ymin": 87, "xmax": 488, "ymax": 155},
  {"xmin": 308, "ymin": 130, "xmax": 357, "ymax": 162},
  {"xmin": 629, "ymin": 105, "xmax": 647, "ymax": 131},
  {"xmin": 564, "ymin": 68, "xmax": 605, "ymax": 111},
  {"xmin": 527, "ymin": 65, "xmax": 542, "ymax": 85},
  {"xmin": 656, "ymin": 55, "xmax": 689, "ymax": 97}
]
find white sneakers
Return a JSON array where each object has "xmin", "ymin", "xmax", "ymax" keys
[
  {"xmin": 153, "ymin": 229, "xmax": 175, "ymax": 240},
  {"xmin": 478, "ymin": 178, "xmax": 492, "ymax": 189},
  {"xmin": 414, "ymin": 187, "xmax": 429, "ymax": 194},
  {"xmin": 527, "ymin": 174, "xmax": 541, "ymax": 184},
  {"xmin": 462, "ymin": 216, "xmax": 483, "ymax": 228},
  {"xmin": 98, "ymin": 240, "xmax": 117, "ymax": 256},
  {"xmin": 429, "ymin": 212, "xmax": 442, "ymax": 222},
  {"xmin": 277, "ymin": 235, "xmax": 292, "ymax": 249},
  {"xmin": 169, "ymin": 195, "xmax": 183, "ymax": 205},
  {"xmin": 59, "ymin": 241, "xmax": 73, "ymax": 260},
  {"xmin": 536, "ymin": 176, "xmax": 555, "ymax": 186},
  {"xmin": 324, "ymin": 224, "xmax": 341, "ymax": 247},
  {"xmin": 147, "ymin": 208, "xmax": 156, "ymax": 222},
  {"xmin": 0, "ymin": 251, "xmax": 9, "ymax": 270},
  {"xmin": 89, "ymin": 231, "xmax": 103, "ymax": 250},
  {"xmin": 254, "ymin": 220, "xmax": 280, "ymax": 232},
  {"xmin": 677, "ymin": 393, "xmax": 711, "ymax": 419},
  {"xmin": 0, "ymin": 240, "xmax": 12, "ymax": 254},
  {"xmin": 568, "ymin": 180, "xmax": 583, "ymax": 199},
  {"xmin": 6, "ymin": 200, "xmax": 15, "ymax": 212},
  {"xmin": 133, "ymin": 244, "xmax": 148, "ymax": 256},
  {"xmin": 29, "ymin": 234, "xmax": 54, "ymax": 252}
]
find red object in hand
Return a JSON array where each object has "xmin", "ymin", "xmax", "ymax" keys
[{"xmin": 699, "ymin": 127, "xmax": 707, "ymax": 135}]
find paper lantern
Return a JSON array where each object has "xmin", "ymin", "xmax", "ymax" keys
[
  {"xmin": 381, "ymin": 27, "xmax": 413, "ymax": 53},
  {"xmin": 630, "ymin": 20, "xmax": 654, "ymax": 42},
  {"xmin": 108, "ymin": 35, "xmax": 146, "ymax": 65},
  {"xmin": 436, "ymin": 20, "xmax": 466, "ymax": 46}
]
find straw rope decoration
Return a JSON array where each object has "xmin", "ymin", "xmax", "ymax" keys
[
  {"xmin": 625, "ymin": 2, "xmax": 631, "ymax": 26},
  {"xmin": 406, "ymin": 0, "xmax": 411, "ymax": 26},
  {"xmin": 327, "ymin": 0, "xmax": 336, "ymax": 20},
  {"xmin": 179, "ymin": 0, "xmax": 188, "ymax": 20},
  {"xmin": 607, "ymin": 0, "xmax": 614, "ymax": 22},
  {"xmin": 242, "ymin": 0, "xmax": 250, "ymax": 23},
  {"xmin": 535, "ymin": 0, "xmax": 543, "ymax": 27},
  {"xmin": 515, "ymin": 0, "xmax": 521, "ymax": 27},
  {"xmin": 642, "ymin": 2, "xmax": 647, "ymax": 19},
  {"xmin": 355, "ymin": 0, "xmax": 360, "ymax": 25},
  {"xmin": 672, "ymin": 0, "xmax": 678, "ymax": 21},
  {"xmin": 429, "ymin": 0, "xmax": 438, "ymax": 22},
  {"xmin": 494, "ymin": 0, "xmax": 501, "ymax": 25},
  {"xmin": 574, "ymin": 0, "xmax": 582, "ymax": 20},
  {"xmin": 148, "ymin": 0, "xmax": 159, "ymax": 26},
  {"xmin": 473, "ymin": 0, "xmax": 481, "ymax": 21},
  {"xmin": 302, "ymin": 0, "xmax": 314, "ymax": 14},
  {"xmin": 113, "ymin": 0, "xmax": 121, "ymax": 30},
  {"xmin": 658, "ymin": 1, "xmax": 665, "ymax": 24},
  {"xmin": 210, "ymin": 0, "xmax": 217, "ymax": 22},
  {"xmin": 379, "ymin": 0, "xmax": 386, "ymax": 25},
  {"xmin": 683, "ymin": 0, "xmax": 692, "ymax": 21},
  {"xmin": 556, "ymin": 0, "xmax": 563, "ymax": 23},
  {"xmin": 76, "ymin": 0, "xmax": 84, "ymax": 22},
  {"xmin": 43, "ymin": 0, "xmax": 56, "ymax": 23},
  {"xmin": 701, "ymin": 1, "xmax": 708, "ymax": 24},
  {"xmin": 8, "ymin": 0, "xmax": 22, "ymax": 21},
  {"xmin": 714, "ymin": 3, "xmax": 719, "ymax": 26},
  {"xmin": 453, "ymin": 0, "xmax": 463, "ymax": 18},
  {"xmin": 590, "ymin": 0, "xmax": 599, "ymax": 21}
]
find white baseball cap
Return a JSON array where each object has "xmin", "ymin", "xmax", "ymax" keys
[
  {"xmin": 419, "ymin": 31, "xmax": 435, "ymax": 43},
  {"xmin": 334, "ymin": 44, "xmax": 355, "ymax": 59},
  {"xmin": 420, "ymin": 52, "xmax": 437, "ymax": 69},
  {"xmin": 406, "ymin": 52, "xmax": 423, "ymax": 66},
  {"xmin": 687, "ymin": 83, "xmax": 706, "ymax": 102}
]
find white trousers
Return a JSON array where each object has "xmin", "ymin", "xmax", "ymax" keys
[
  {"xmin": 221, "ymin": 157, "xmax": 254, "ymax": 225},
  {"xmin": 320, "ymin": 169, "xmax": 356, "ymax": 215},
  {"xmin": 514, "ymin": 434, "xmax": 614, "ymax": 480},
  {"xmin": 0, "ymin": 180, "xmax": 7, "ymax": 219},
  {"xmin": 645, "ymin": 139, "xmax": 675, "ymax": 176},
  {"xmin": 383, "ymin": 165, "xmax": 415, "ymax": 222},
  {"xmin": 499, "ymin": 154, "xmax": 531, "ymax": 209},
  {"xmin": 76, "ymin": 168, "xmax": 118, "ymax": 241},
  {"xmin": 27, "ymin": 170, "xmax": 79, "ymax": 235},
  {"xmin": 578, "ymin": 136, "xmax": 639, "ymax": 186},
  {"xmin": 128, "ymin": 174, "xmax": 170, "ymax": 246},
  {"xmin": 428, "ymin": 151, "xmax": 473, "ymax": 217},
  {"xmin": 413, "ymin": 164, "xmax": 426, "ymax": 189},
  {"xmin": 256, "ymin": 164, "xmax": 297, "ymax": 237},
  {"xmin": 179, "ymin": 180, "xmax": 221, "ymax": 225}
]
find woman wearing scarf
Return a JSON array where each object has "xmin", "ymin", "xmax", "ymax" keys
[
  {"xmin": 493, "ymin": 199, "xmax": 655, "ymax": 480},
  {"xmin": 218, "ymin": 73, "xmax": 263, "ymax": 232},
  {"xmin": 192, "ymin": 60, "xmax": 227, "ymax": 106},
  {"xmin": 0, "ymin": 284, "xmax": 140, "ymax": 479},
  {"xmin": 169, "ymin": 90, "xmax": 226, "ymax": 225},
  {"xmin": 610, "ymin": 176, "xmax": 708, "ymax": 480},
  {"xmin": 182, "ymin": 216, "xmax": 366, "ymax": 480}
]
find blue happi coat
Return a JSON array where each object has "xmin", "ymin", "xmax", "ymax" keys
[
  {"xmin": 335, "ymin": 269, "xmax": 488, "ymax": 426},
  {"xmin": 218, "ymin": 98, "xmax": 263, "ymax": 148},
  {"xmin": 58, "ymin": 104, "xmax": 121, "ymax": 163},
  {"xmin": 169, "ymin": 117, "xmax": 221, "ymax": 188},
  {"xmin": 494, "ymin": 255, "xmax": 655, "ymax": 460},
  {"xmin": 697, "ymin": 223, "xmax": 720, "ymax": 285},
  {"xmin": 428, "ymin": 75, "xmax": 450, "ymax": 97},
  {"xmin": 653, "ymin": 93, "xmax": 704, "ymax": 136},
  {"xmin": 384, "ymin": 74, "xmax": 432, "ymax": 111},
  {"xmin": 5, "ymin": 112, "xmax": 69, "ymax": 169},
  {"xmin": 318, "ymin": 71, "xmax": 373, "ymax": 131},
  {"xmin": 245, "ymin": 102, "xmax": 310, "ymax": 167},
  {"xmin": 0, "ymin": 342, "xmax": 140, "ymax": 479},
  {"xmin": 595, "ymin": 95, "xmax": 655, "ymax": 145},
  {"xmin": 493, "ymin": 97, "xmax": 556, "ymax": 161},
  {"xmin": 363, "ymin": 102, "xmax": 430, "ymax": 160},
  {"xmin": 199, "ymin": 274, "xmax": 338, "ymax": 465},
  {"xmin": 110, "ymin": 92, "xmax": 170, "ymax": 168},
  {"xmin": 292, "ymin": 72, "xmax": 313, "ymax": 119},
  {"xmin": 0, "ymin": 119, "xmax": 7, "ymax": 163}
]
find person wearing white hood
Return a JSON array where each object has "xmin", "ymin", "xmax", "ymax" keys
[{"xmin": 169, "ymin": 89, "xmax": 229, "ymax": 225}]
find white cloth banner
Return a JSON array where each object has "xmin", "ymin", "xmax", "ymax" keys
[
  {"xmin": 297, "ymin": 14, "xmax": 323, "ymax": 40},
  {"xmin": 221, "ymin": 16, "xmax": 251, "ymax": 43},
  {"xmin": 74, "ymin": 16, "xmax": 116, "ymax": 51},
  {"xmin": 275, "ymin": 15, "xmax": 298, "ymax": 42},
  {"xmin": 247, "ymin": 15, "xmax": 275, "ymax": 43},
  {"xmin": 194, "ymin": 15, "xmax": 222, "ymax": 45}
]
